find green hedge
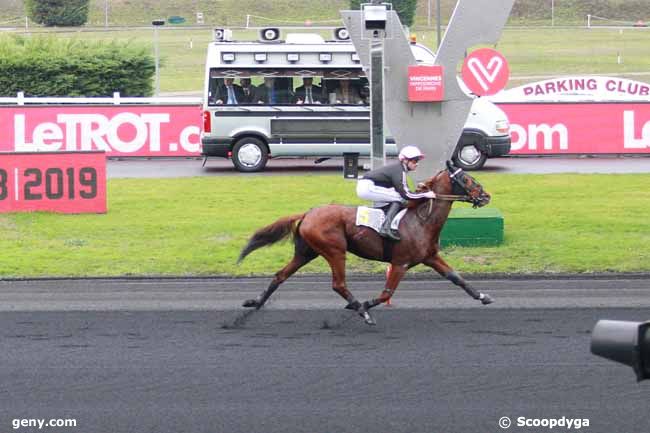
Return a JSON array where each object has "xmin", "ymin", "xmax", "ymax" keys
[
  {"xmin": 26, "ymin": 0, "xmax": 89, "ymax": 27},
  {"xmin": 0, "ymin": 35, "xmax": 154, "ymax": 97}
]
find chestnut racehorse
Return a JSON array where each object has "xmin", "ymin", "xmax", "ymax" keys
[{"xmin": 238, "ymin": 161, "xmax": 494, "ymax": 325}]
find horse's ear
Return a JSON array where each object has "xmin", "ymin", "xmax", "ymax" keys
[{"xmin": 446, "ymin": 160, "xmax": 455, "ymax": 172}]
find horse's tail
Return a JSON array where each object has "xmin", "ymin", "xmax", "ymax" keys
[{"xmin": 237, "ymin": 213, "xmax": 305, "ymax": 264}]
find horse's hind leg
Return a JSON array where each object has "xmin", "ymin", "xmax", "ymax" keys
[
  {"xmin": 423, "ymin": 254, "xmax": 493, "ymax": 305},
  {"xmin": 243, "ymin": 241, "xmax": 318, "ymax": 309}
]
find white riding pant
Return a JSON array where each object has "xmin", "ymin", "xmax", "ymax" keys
[{"xmin": 356, "ymin": 179, "xmax": 403, "ymax": 207}]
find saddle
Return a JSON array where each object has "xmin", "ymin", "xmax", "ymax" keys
[
  {"xmin": 355, "ymin": 206, "xmax": 407, "ymax": 234},
  {"xmin": 355, "ymin": 206, "xmax": 407, "ymax": 260}
]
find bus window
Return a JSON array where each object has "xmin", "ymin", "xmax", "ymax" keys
[
  {"xmin": 323, "ymin": 78, "xmax": 368, "ymax": 105},
  {"xmin": 293, "ymin": 77, "xmax": 327, "ymax": 105},
  {"xmin": 249, "ymin": 77, "xmax": 293, "ymax": 105},
  {"xmin": 239, "ymin": 78, "xmax": 256, "ymax": 103},
  {"xmin": 207, "ymin": 76, "xmax": 223, "ymax": 105},
  {"xmin": 213, "ymin": 77, "xmax": 246, "ymax": 105},
  {"xmin": 207, "ymin": 73, "xmax": 368, "ymax": 106}
]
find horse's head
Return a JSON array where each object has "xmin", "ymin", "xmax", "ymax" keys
[{"xmin": 418, "ymin": 161, "xmax": 491, "ymax": 208}]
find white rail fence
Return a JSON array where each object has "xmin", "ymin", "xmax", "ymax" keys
[{"xmin": 0, "ymin": 92, "xmax": 202, "ymax": 106}]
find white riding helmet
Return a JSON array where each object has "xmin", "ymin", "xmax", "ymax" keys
[{"xmin": 398, "ymin": 145, "xmax": 425, "ymax": 161}]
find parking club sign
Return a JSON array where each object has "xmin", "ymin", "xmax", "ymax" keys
[{"xmin": 461, "ymin": 48, "xmax": 510, "ymax": 96}]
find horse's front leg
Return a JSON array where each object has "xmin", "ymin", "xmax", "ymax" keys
[{"xmin": 423, "ymin": 254, "xmax": 493, "ymax": 305}]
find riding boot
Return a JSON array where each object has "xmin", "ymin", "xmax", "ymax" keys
[{"xmin": 379, "ymin": 202, "xmax": 401, "ymax": 241}]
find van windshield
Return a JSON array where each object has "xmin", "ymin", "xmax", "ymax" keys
[{"xmin": 207, "ymin": 72, "xmax": 369, "ymax": 107}]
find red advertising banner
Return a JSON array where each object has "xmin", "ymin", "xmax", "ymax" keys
[
  {"xmin": 461, "ymin": 48, "xmax": 510, "ymax": 96},
  {"xmin": 0, "ymin": 151, "xmax": 107, "ymax": 214},
  {"xmin": 408, "ymin": 65, "xmax": 444, "ymax": 102},
  {"xmin": 498, "ymin": 103, "xmax": 650, "ymax": 155},
  {"xmin": 3, "ymin": 103, "xmax": 650, "ymax": 158},
  {"xmin": 0, "ymin": 105, "xmax": 201, "ymax": 157}
]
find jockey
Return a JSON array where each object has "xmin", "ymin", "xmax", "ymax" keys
[{"xmin": 356, "ymin": 145, "xmax": 436, "ymax": 241}]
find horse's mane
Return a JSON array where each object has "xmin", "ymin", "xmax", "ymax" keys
[{"xmin": 405, "ymin": 170, "xmax": 449, "ymax": 209}]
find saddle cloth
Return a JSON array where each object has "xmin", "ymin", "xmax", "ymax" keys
[{"xmin": 355, "ymin": 206, "xmax": 408, "ymax": 232}]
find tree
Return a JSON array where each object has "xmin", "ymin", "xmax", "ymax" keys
[
  {"xmin": 349, "ymin": 0, "xmax": 418, "ymax": 28},
  {"xmin": 26, "ymin": 0, "xmax": 90, "ymax": 27}
]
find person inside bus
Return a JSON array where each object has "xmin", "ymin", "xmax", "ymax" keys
[
  {"xmin": 215, "ymin": 77, "xmax": 244, "ymax": 105},
  {"xmin": 239, "ymin": 78, "xmax": 256, "ymax": 104},
  {"xmin": 293, "ymin": 77, "xmax": 324, "ymax": 104},
  {"xmin": 254, "ymin": 77, "xmax": 286, "ymax": 104},
  {"xmin": 334, "ymin": 79, "xmax": 364, "ymax": 105},
  {"xmin": 207, "ymin": 77, "xmax": 223, "ymax": 105}
]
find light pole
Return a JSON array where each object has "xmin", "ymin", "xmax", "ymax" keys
[
  {"xmin": 152, "ymin": 19, "xmax": 165, "ymax": 96},
  {"xmin": 365, "ymin": 0, "xmax": 388, "ymax": 169},
  {"xmin": 437, "ymin": 0, "xmax": 442, "ymax": 48},
  {"xmin": 551, "ymin": 0, "xmax": 555, "ymax": 27}
]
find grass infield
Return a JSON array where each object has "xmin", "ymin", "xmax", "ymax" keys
[{"xmin": 1, "ymin": 173, "xmax": 648, "ymax": 278}]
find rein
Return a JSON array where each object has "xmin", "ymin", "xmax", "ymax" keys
[
  {"xmin": 416, "ymin": 194, "xmax": 470, "ymax": 220},
  {"xmin": 434, "ymin": 193, "xmax": 471, "ymax": 202},
  {"xmin": 415, "ymin": 168, "xmax": 477, "ymax": 220}
]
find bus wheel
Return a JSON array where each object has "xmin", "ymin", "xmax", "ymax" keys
[
  {"xmin": 453, "ymin": 143, "xmax": 487, "ymax": 170},
  {"xmin": 232, "ymin": 137, "xmax": 269, "ymax": 172}
]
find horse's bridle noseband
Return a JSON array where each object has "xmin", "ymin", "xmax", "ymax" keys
[
  {"xmin": 449, "ymin": 167, "xmax": 488, "ymax": 208},
  {"xmin": 419, "ymin": 165, "xmax": 485, "ymax": 205},
  {"xmin": 416, "ymin": 166, "xmax": 483, "ymax": 219}
]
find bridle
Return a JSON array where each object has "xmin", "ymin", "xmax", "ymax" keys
[
  {"xmin": 416, "ymin": 164, "xmax": 486, "ymax": 219},
  {"xmin": 444, "ymin": 167, "xmax": 483, "ymax": 206}
]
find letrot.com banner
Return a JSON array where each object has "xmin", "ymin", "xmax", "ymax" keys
[
  {"xmin": 0, "ymin": 105, "xmax": 201, "ymax": 157},
  {"xmin": 2, "ymin": 101, "xmax": 650, "ymax": 157},
  {"xmin": 499, "ymin": 103, "xmax": 650, "ymax": 154}
]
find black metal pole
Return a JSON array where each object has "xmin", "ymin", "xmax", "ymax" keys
[{"xmin": 370, "ymin": 39, "xmax": 385, "ymax": 169}]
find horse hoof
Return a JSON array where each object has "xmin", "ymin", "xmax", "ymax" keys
[
  {"xmin": 359, "ymin": 310, "xmax": 376, "ymax": 326},
  {"xmin": 242, "ymin": 299, "xmax": 259, "ymax": 308},
  {"xmin": 480, "ymin": 294, "xmax": 494, "ymax": 305}
]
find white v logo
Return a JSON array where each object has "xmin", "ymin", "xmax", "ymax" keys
[{"xmin": 467, "ymin": 56, "xmax": 504, "ymax": 91}]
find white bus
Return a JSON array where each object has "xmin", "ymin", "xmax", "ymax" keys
[{"xmin": 200, "ymin": 27, "xmax": 510, "ymax": 172}]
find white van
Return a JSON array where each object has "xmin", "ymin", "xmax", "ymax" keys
[{"xmin": 201, "ymin": 27, "xmax": 510, "ymax": 171}]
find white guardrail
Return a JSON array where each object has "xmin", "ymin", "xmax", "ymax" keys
[{"xmin": 0, "ymin": 92, "xmax": 202, "ymax": 105}]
